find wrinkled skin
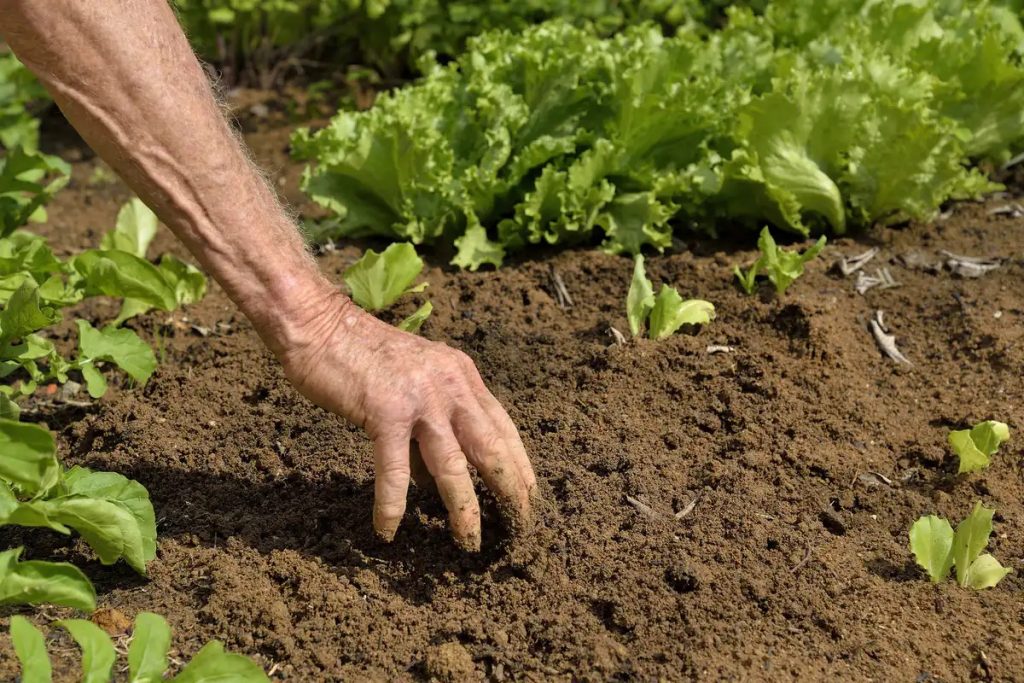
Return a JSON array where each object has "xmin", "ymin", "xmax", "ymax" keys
[
  {"xmin": 0, "ymin": 0, "xmax": 536, "ymax": 549},
  {"xmin": 283, "ymin": 299, "xmax": 536, "ymax": 549}
]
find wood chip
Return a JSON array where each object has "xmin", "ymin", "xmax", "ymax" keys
[
  {"xmin": 674, "ymin": 493, "xmax": 702, "ymax": 520},
  {"xmin": 608, "ymin": 327, "xmax": 627, "ymax": 346},
  {"xmin": 987, "ymin": 202, "xmax": 1024, "ymax": 218},
  {"xmin": 625, "ymin": 495, "xmax": 661, "ymax": 519},
  {"xmin": 705, "ymin": 344, "xmax": 735, "ymax": 354},
  {"xmin": 855, "ymin": 267, "xmax": 900, "ymax": 295},
  {"xmin": 869, "ymin": 310, "xmax": 911, "ymax": 365},
  {"xmin": 835, "ymin": 247, "xmax": 879, "ymax": 276},
  {"xmin": 941, "ymin": 250, "xmax": 1002, "ymax": 278}
]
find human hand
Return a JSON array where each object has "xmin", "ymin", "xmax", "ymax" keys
[{"xmin": 277, "ymin": 295, "xmax": 536, "ymax": 550}]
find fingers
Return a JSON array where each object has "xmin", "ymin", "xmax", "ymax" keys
[
  {"xmin": 452, "ymin": 401, "xmax": 532, "ymax": 530},
  {"xmin": 476, "ymin": 390, "xmax": 537, "ymax": 494},
  {"xmin": 415, "ymin": 419, "xmax": 481, "ymax": 551},
  {"xmin": 409, "ymin": 441, "xmax": 435, "ymax": 492},
  {"xmin": 372, "ymin": 432, "xmax": 411, "ymax": 542}
]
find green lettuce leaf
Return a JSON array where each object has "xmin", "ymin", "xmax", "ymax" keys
[
  {"xmin": 57, "ymin": 619, "xmax": 116, "ymax": 683},
  {"xmin": 100, "ymin": 198, "xmax": 159, "ymax": 258},
  {"xmin": 909, "ymin": 514, "xmax": 954, "ymax": 583},
  {"xmin": 9, "ymin": 615, "xmax": 51, "ymax": 683},
  {"xmin": 0, "ymin": 547, "xmax": 96, "ymax": 611},
  {"xmin": 172, "ymin": 641, "xmax": 270, "ymax": 683},
  {"xmin": 949, "ymin": 420, "xmax": 1010, "ymax": 474},
  {"xmin": 648, "ymin": 285, "xmax": 715, "ymax": 340},
  {"xmin": 626, "ymin": 254, "xmax": 655, "ymax": 337},
  {"xmin": 398, "ymin": 301, "xmax": 433, "ymax": 333},
  {"xmin": 343, "ymin": 242, "xmax": 426, "ymax": 311},
  {"xmin": 128, "ymin": 612, "xmax": 172, "ymax": 683}
]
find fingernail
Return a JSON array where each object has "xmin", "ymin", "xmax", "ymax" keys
[{"xmin": 454, "ymin": 530, "xmax": 481, "ymax": 552}]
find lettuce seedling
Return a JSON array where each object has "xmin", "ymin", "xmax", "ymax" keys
[
  {"xmin": 0, "ymin": 419, "xmax": 157, "ymax": 575},
  {"xmin": 909, "ymin": 502, "xmax": 1011, "ymax": 589},
  {"xmin": 734, "ymin": 227, "xmax": 826, "ymax": 295},
  {"xmin": 626, "ymin": 255, "xmax": 714, "ymax": 340},
  {"xmin": 10, "ymin": 612, "xmax": 271, "ymax": 683},
  {"xmin": 344, "ymin": 242, "xmax": 427, "ymax": 311},
  {"xmin": 9, "ymin": 616, "xmax": 51, "ymax": 683},
  {"xmin": 949, "ymin": 420, "xmax": 1009, "ymax": 474},
  {"xmin": 344, "ymin": 242, "xmax": 433, "ymax": 332},
  {"xmin": 0, "ymin": 547, "xmax": 96, "ymax": 611}
]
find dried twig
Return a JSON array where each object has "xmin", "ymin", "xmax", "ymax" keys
[
  {"xmin": 705, "ymin": 344, "xmax": 735, "ymax": 354},
  {"xmin": 675, "ymin": 493, "xmax": 702, "ymax": 520},
  {"xmin": 835, "ymin": 247, "xmax": 879, "ymax": 276},
  {"xmin": 549, "ymin": 266, "xmax": 574, "ymax": 309},
  {"xmin": 941, "ymin": 250, "xmax": 1002, "ymax": 278},
  {"xmin": 987, "ymin": 202, "xmax": 1024, "ymax": 218},
  {"xmin": 855, "ymin": 267, "xmax": 900, "ymax": 295},
  {"xmin": 869, "ymin": 310, "xmax": 911, "ymax": 365},
  {"xmin": 625, "ymin": 495, "xmax": 662, "ymax": 519},
  {"xmin": 790, "ymin": 546, "xmax": 813, "ymax": 574},
  {"xmin": 608, "ymin": 327, "xmax": 627, "ymax": 346}
]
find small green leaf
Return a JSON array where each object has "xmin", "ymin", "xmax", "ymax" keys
[
  {"xmin": 733, "ymin": 263, "xmax": 758, "ymax": 295},
  {"xmin": 908, "ymin": 514, "xmax": 954, "ymax": 583},
  {"xmin": 10, "ymin": 615, "xmax": 52, "ymax": 683},
  {"xmin": 749, "ymin": 228, "xmax": 826, "ymax": 295},
  {"xmin": 0, "ymin": 392, "xmax": 20, "ymax": 420},
  {"xmin": 343, "ymin": 243, "xmax": 425, "ymax": 311},
  {"xmin": 952, "ymin": 501, "xmax": 996, "ymax": 588},
  {"xmin": 626, "ymin": 255, "xmax": 655, "ymax": 337},
  {"xmin": 47, "ymin": 497, "xmax": 151, "ymax": 574},
  {"xmin": 451, "ymin": 223, "xmax": 505, "ymax": 271},
  {"xmin": 62, "ymin": 466, "xmax": 157, "ymax": 567},
  {"xmin": 76, "ymin": 319, "xmax": 157, "ymax": 385},
  {"xmin": 100, "ymin": 198, "xmax": 158, "ymax": 258},
  {"xmin": 128, "ymin": 612, "xmax": 172, "ymax": 683},
  {"xmin": 172, "ymin": 641, "xmax": 270, "ymax": 683},
  {"xmin": 80, "ymin": 364, "xmax": 108, "ymax": 399},
  {"xmin": 0, "ymin": 547, "xmax": 96, "ymax": 611},
  {"xmin": 398, "ymin": 301, "xmax": 433, "ymax": 333},
  {"xmin": 0, "ymin": 280, "xmax": 60, "ymax": 348},
  {"xmin": 647, "ymin": 285, "xmax": 715, "ymax": 341},
  {"xmin": 0, "ymin": 418, "xmax": 59, "ymax": 495},
  {"xmin": 57, "ymin": 619, "xmax": 116, "ymax": 683},
  {"xmin": 963, "ymin": 553, "xmax": 1011, "ymax": 590},
  {"xmin": 950, "ymin": 420, "xmax": 1010, "ymax": 474},
  {"xmin": 73, "ymin": 250, "xmax": 177, "ymax": 310}
]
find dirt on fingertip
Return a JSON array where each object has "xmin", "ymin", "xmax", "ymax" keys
[{"xmin": 1, "ymin": 111, "xmax": 1023, "ymax": 682}]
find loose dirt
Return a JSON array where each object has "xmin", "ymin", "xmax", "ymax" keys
[{"xmin": 1, "ymin": 105, "xmax": 1022, "ymax": 681}]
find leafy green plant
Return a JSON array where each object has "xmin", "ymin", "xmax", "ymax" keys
[
  {"xmin": 296, "ymin": 2, "xmax": 1021, "ymax": 267},
  {"xmin": 0, "ymin": 54, "xmax": 52, "ymax": 153},
  {"xmin": 626, "ymin": 254, "xmax": 714, "ymax": 340},
  {"xmin": 734, "ymin": 228, "xmax": 826, "ymax": 295},
  {"xmin": 909, "ymin": 502, "xmax": 1012, "ymax": 589},
  {"xmin": 949, "ymin": 420, "xmax": 1010, "ymax": 474},
  {"xmin": 343, "ymin": 242, "xmax": 433, "ymax": 332},
  {"xmin": 9, "ymin": 612, "xmax": 271, "ymax": 682},
  {"xmin": 0, "ymin": 418, "xmax": 157, "ymax": 575},
  {"xmin": 0, "ymin": 548, "xmax": 96, "ymax": 611},
  {"xmin": 0, "ymin": 198, "xmax": 206, "ymax": 408}
]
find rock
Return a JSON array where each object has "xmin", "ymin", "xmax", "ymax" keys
[
  {"xmin": 91, "ymin": 607, "xmax": 132, "ymax": 636},
  {"xmin": 425, "ymin": 641, "xmax": 476, "ymax": 682}
]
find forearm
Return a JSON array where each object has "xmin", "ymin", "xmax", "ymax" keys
[{"xmin": 0, "ymin": 0, "xmax": 347, "ymax": 356}]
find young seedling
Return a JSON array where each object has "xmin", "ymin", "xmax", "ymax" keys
[
  {"xmin": 626, "ymin": 255, "xmax": 715, "ymax": 340},
  {"xmin": 9, "ymin": 612, "xmax": 271, "ymax": 682},
  {"xmin": 343, "ymin": 242, "xmax": 433, "ymax": 332},
  {"xmin": 909, "ymin": 501, "xmax": 1011, "ymax": 589},
  {"xmin": 734, "ymin": 227, "xmax": 827, "ymax": 295},
  {"xmin": 948, "ymin": 420, "xmax": 1009, "ymax": 474},
  {"xmin": 0, "ymin": 418, "xmax": 157, "ymax": 576}
]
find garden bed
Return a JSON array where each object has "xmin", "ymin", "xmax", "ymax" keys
[{"xmin": 2, "ymin": 112, "xmax": 1022, "ymax": 681}]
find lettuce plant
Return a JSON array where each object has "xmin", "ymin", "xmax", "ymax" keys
[
  {"xmin": 0, "ymin": 418, "xmax": 156, "ymax": 575},
  {"xmin": 909, "ymin": 502, "xmax": 1012, "ymax": 589},
  {"xmin": 343, "ymin": 242, "xmax": 433, "ymax": 332},
  {"xmin": 734, "ymin": 228, "xmax": 825, "ymax": 295},
  {"xmin": 10, "ymin": 612, "xmax": 270, "ymax": 682},
  {"xmin": 949, "ymin": 420, "xmax": 1010, "ymax": 474},
  {"xmin": 296, "ymin": 2, "xmax": 1022, "ymax": 267},
  {"xmin": 626, "ymin": 254, "xmax": 714, "ymax": 340}
]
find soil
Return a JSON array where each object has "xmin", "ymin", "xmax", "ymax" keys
[{"xmin": 2, "ymin": 99, "xmax": 1023, "ymax": 682}]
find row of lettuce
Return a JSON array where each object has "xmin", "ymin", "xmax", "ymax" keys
[{"xmin": 294, "ymin": 0, "xmax": 1024, "ymax": 269}]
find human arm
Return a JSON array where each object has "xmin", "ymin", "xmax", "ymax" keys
[{"xmin": 0, "ymin": 0, "xmax": 535, "ymax": 549}]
